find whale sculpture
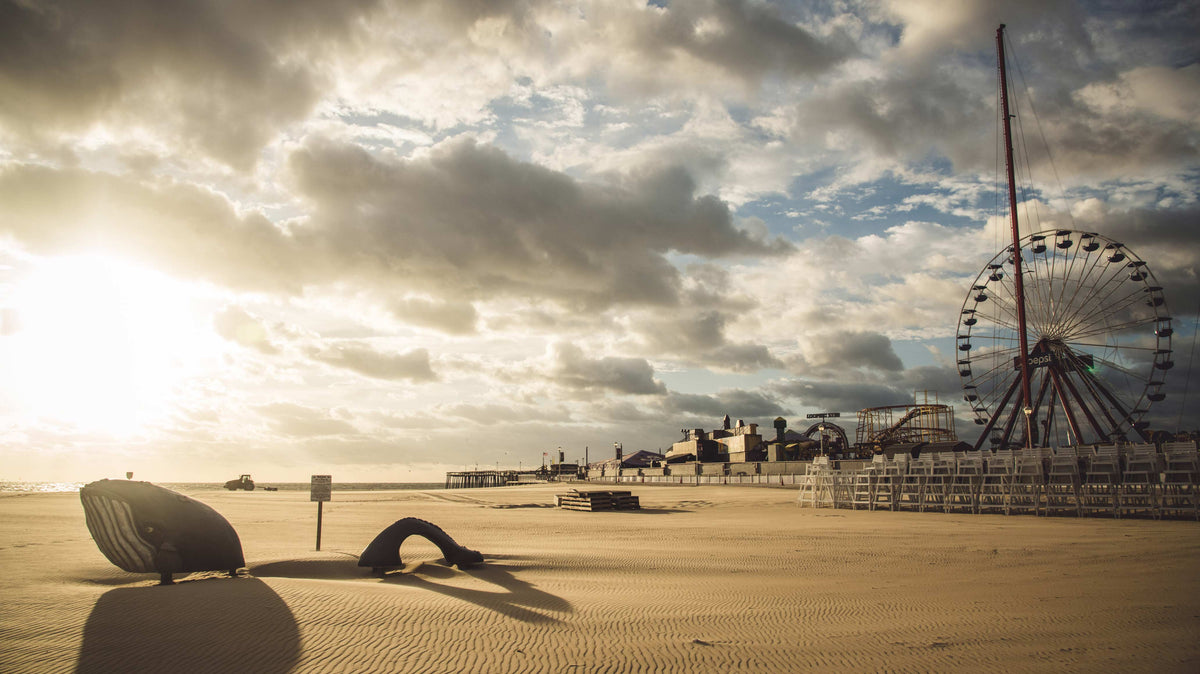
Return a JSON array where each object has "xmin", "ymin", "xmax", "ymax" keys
[
  {"xmin": 80, "ymin": 479, "xmax": 245, "ymax": 585},
  {"xmin": 358, "ymin": 517, "xmax": 483, "ymax": 574}
]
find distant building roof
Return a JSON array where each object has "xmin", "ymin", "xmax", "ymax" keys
[{"xmin": 589, "ymin": 449, "xmax": 665, "ymax": 470}]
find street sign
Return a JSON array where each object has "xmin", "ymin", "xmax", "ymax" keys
[
  {"xmin": 310, "ymin": 475, "xmax": 332, "ymax": 551},
  {"xmin": 310, "ymin": 475, "xmax": 332, "ymax": 502},
  {"xmin": 806, "ymin": 412, "xmax": 841, "ymax": 419}
]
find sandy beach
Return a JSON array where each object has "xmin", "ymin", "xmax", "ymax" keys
[{"xmin": 1, "ymin": 483, "xmax": 1198, "ymax": 673}]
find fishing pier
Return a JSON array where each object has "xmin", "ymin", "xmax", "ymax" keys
[{"xmin": 443, "ymin": 470, "xmax": 517, "ymax": 489}]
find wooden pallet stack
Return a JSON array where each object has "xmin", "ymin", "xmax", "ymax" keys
[{"xmin": 556, "ymin": 490, "xmax": 640, "ymax": 511}]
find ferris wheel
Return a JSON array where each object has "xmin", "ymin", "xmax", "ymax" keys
[{"xmin": 957, "ymin": 229, "xmax": 1173, "ymax": 449}]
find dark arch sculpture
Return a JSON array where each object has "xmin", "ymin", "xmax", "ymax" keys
[{"xmin": 358, "ymin": 517, "xmax": 483, "ymax": 574}]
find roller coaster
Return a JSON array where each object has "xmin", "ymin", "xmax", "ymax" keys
[{"xmin": 854, "ymin": 394, "xmax": 959, "ymax": 454}]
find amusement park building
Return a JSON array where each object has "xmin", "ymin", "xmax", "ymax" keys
[
  {"xmin": 666, "ymin": 418, "xmax": 763, "ymax": 463},
  {"xmin": 663, "ymin": 402, "xmax": 963, "ymax": 465}
]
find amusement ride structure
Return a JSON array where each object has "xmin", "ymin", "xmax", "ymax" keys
[
  {"xmin": 855, "ymin": 393, "xmax": 958, "ymax": 454},
  {"xmin": 956, "ymin": 26, "xmax": 1175, "ymax": 450}
]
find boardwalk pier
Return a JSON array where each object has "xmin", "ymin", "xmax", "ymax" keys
[
  {"xmin": 445, "ymin": 464, "xmax": 579, "ymax": 488},
  {"xmin": 444, "ymin": 470, "xmax": 517, "ymax": 489}
]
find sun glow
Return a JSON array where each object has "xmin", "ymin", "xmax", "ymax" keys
[{"xmin": 2, "ymin": 255, "xmax": 218, "ymax": 435}]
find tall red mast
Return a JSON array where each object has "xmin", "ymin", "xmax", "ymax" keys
[{"xmin": 997, "ymin": 24, "xmax": 1035, "ymax": 448}]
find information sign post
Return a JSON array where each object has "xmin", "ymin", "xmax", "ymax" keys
[{"xmin": 310, "ymin": 475, "xmax": 332, "ymax": 551}]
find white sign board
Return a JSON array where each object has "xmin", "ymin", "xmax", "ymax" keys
[{"xmin": 310, "ymin": 475, "xmax": 332, "ymax": 502}]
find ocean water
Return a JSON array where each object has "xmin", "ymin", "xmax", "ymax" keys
[
  {"xmin": 0, "ymin": 481, "xmax": 444, "ymax": 493},
  {"xmin": 0, "ymin": 481, "xmax": 87, "ymax": 493}
]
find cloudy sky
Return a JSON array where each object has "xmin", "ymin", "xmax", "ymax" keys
[{"xmin": 1, "ymin": 0, "xmax": 1197, "ymax": 483}]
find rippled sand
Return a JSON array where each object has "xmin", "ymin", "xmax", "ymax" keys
[{"xmin": 1, "ymin": 484, "xmax": 1198, "ymax": 672}]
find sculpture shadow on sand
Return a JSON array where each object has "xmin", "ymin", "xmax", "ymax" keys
[
  {"xmin": 75, "ymin": 577, "xmax": 299, "ymax": 674},
  {"xmin": 382, "ymin": 560, "xmax": 573, "ymax": 624},
  {"xmin": 250, "ymin": 552, "xmax": 572, "ymax": 626}
]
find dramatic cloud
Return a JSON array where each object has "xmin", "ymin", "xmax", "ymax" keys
[
  {"xmin": 255, "ymin": 402, "xmax": 359, "ymax": 438},
  {"xmin": 0, "ymin": 165, "xmax": 304, "ymax": 292},
  {"xmin": 631, "ymin": 308, "xmax": 784, "ymax": 372},
  {"xmin": 664, "ymin": 389, "xmax": 791, "ymax": 421},
  {"xmin": 213, "ymin": 306, "xmax": 279, "ymax": 355},
  {"xmin": 1, "ymin": 1, "xmax": 1195, "ymax": 481},
  {"xmin": 389, "ymin": 297, "xmax": 478, "ymax": 335},
  {"xmin": 799, "ymin": 331, "xmax": 905, "ymax": 373},
  {"xmin": 0, "ymin": 0, "xmax": 384, "ymax": 168},
  {"xmin": 288, "ymin": 137, "xmax": 788, "ymax": 310},
  {"xmin": 440, "ymin": 402, "xmax": 572, "ymax": 426},
  {"xmin": 773, "ymin": 363, "xmax": 960, "ymax": 415},
  {"xmin": 0, "ymin": 137, "xmax": 784, "ymax": 312},
  {"xmin": 548, "ymin": 343, "xmax": 666, "ymax": 396},
  {"xmin": 307, "ymin": 343, "xmax": 436, "ymax": 382},
  {"xmin": 625, "ymin": 0, "xmax": 854, "ymax": 82}
]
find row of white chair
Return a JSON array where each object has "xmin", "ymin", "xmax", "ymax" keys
[{"xmin": 797, "ymin": 447, "xmax": 1200, "ymax": 519}]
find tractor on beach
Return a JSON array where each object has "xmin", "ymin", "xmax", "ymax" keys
[{"xmin": 224, "ymin": 474, "xmax": 255, "ymax": 491}]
